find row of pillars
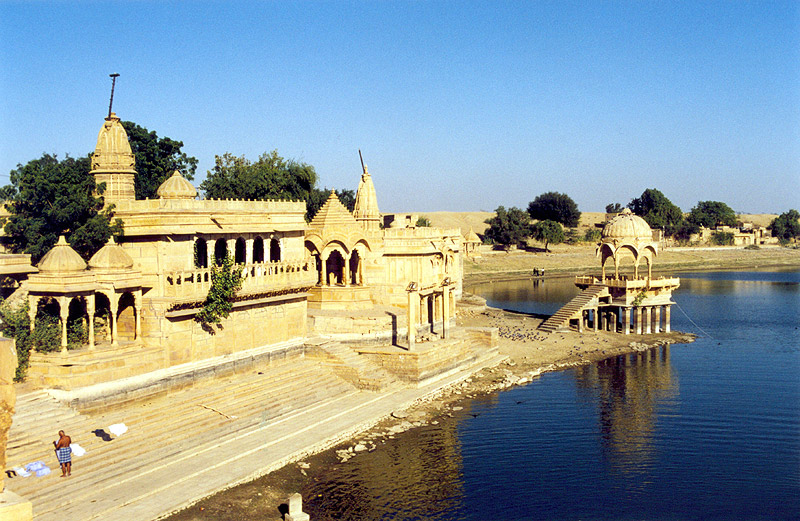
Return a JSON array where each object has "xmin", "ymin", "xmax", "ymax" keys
[
  {"xmin": 406, "ymin": 283, "xmax": 452, "ymax": 351},
  {"xmin": 27, "ymin": 292, "xmax": 143, "ymax": 353},
  {"xmin": 578, "ymin": 304, "xmax": 672, "ymax": 335},
  {"xmin": 319, "ymin": 250, "xmax": 363, "ymax": 287}
]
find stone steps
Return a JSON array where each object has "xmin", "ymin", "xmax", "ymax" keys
[
  {"xmin": 5, "ymin": 358, "xmax": 358, "ymax": 515},
  {"xmin": 539, "ymin": 285, "xmax": 606, "ymax": 332},
  {"xmin": 307, "ymin": 339, "xmax": 398, "ymax": 391}
]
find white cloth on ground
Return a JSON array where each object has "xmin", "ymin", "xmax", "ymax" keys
[{"xmin": 108, "ymin": 423, "xmax": 128, "ymax": 436}]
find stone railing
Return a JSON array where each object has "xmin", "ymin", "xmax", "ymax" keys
[
  {"xmin": 576, "ymin": 275, "xmax": 680, "ymax": 289},
  {"xmin": 164, "ymin": 258, "xmax": 317, "ymax": 299}
]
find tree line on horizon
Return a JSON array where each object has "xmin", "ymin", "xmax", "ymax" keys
[
  {"xmin": 1, "ymin": 120, "xmax": 798, "ymax": 264},
  {"xmin": 483, "ymin": 188, "xmax": 800, "ymax": 251}
]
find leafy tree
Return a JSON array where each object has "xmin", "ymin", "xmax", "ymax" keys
[
  {"xmin": 306, "ymin": 187, "xmax": 355, "ymax": 222},
  {"xmin": 628, "ymin": 188, "xmax": 684, "ymax": 236},
  {"xmin": 200, "ymin": 151, "xmax": 317, "ymax": 203},
  {"xmin": 770, "ymin": 210, "xmax": 800, "ymax": 243},
  {"xmin": 605, "ymin": 202, "xmax": 623, "ymax": 213},
  {"xmin": 484, "ymin": 206, "xmax": 530, "ymax": 250},
  {"xmin": 711, "ymin": 231, "xmax": 734, "ymax": 246},
  {"xmin": 527, "ymin": 192, "xmax": 581, "ymax": 228},
  {"xmin": 673, "ymin": 221, "xmax": 700, "ymax": 244},
  {"xmin": 121, "ymin": 121, "xmax": 198, "ymax": 200},
  {"xmin": 196, "ymin": 255, "xmax": 243, "ymax": 327},
  {"xmin": 687, "ymin": 201, "xmax": 737, "ymax": 228},
  {"xmin": 416, "ymin": 216, "xmax": 431, "ymax": 227},
  {"xmin": 530, "ymin": 220, "xmax": 564, "ymax": 252},
  {"xmin": 2, "ymin": 154, "xmax": 123, "ymax": 263}
]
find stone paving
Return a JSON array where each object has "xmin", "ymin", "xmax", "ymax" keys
[{"xmin": 5, "ymin": 350, "xmax": 504, "ymax": 521}]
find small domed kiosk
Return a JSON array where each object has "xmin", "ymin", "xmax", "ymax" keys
[{"xmin": 540, "ymin": 211, "xmax": 680, "ymax": 335}]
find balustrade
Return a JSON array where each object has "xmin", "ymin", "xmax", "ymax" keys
[{"xmin": 164, "ymin": 258, "xmax": 317, "ymax": 299}]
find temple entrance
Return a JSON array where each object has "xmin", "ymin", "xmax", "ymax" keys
[
  {"xmin": 235, "ymin": 238, "xmax": 246, "ymax": 264},
  {"xmin": 214, "ymin": 239, "xmax": 227, "ymax": 265},
  {"xmin": 194, "ymin": 239, "xmax": 208, "ymax": 268},
  {"xmin": 270, "ymin": 238, "xmax": 281, "ymax": 262},
  {"xmin": 117, "ymin": 292, "xmax": 136, "ymax": 342},
  {"xmin": 349, "ymin": 250, "xmax": 361, "ymax": 285},
  {"xmin": 253, "ymin": 237, "xmax": 265, "ymax": 263},
  {"xmin": 326, "ymin": 250, "xmax": 345, "ymax": 285}
]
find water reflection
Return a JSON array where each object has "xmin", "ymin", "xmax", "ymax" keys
[
  {"xmin": 573, "ymin": 345, "xmax": 677, "ymax": 476},
  {"xmin": 304, "ymin": 415, "xmax": 467, "ymax": 521}
]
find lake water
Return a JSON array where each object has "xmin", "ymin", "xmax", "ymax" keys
[{"xmin": 302, "ymin": 270, "xmax": 800, "ymax": 520}]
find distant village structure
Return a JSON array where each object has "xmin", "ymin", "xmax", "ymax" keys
[{"xmin": 0, "ymin": 109, "xmax": 499, "ymax": 398}]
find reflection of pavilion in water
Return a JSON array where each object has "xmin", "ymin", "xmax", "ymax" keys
[
  {"xmin": 303, "ymin": 413, "xmax": 469, "ymax": 520},
  {"xmin": 573, "ymin": 345, "xmax": 678, "ymax": 473}
]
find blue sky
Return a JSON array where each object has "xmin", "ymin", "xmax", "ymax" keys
[{"xmin": 1, "ymin": 1, "xmax": 798, "ymax": 214}]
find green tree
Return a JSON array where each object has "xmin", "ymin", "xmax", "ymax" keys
[
  {"xmin": 584, "ymin": 228, "xmax": 602, "ymax": 242},
  {"xmin": 530, "ymin": 219, "xmax": 565, "ymax": 253},
  {"xmin": 605, "ymin": 202, "xmax": 623, "ymax": 213},
  {"xmin": 121, "ymin": 121, "xmax": 198, "ymax": 200},
  {"xmin": 306, "ymin": 187, "xmax": 355, "ymax": 222},
  {"xmin": 628, "ymin": 188, "xmax": 684, "ymax": 236},
  {"xmin": 200, "ymin": 151, "xmax": 317, "ymax": 202},
  {"xmin": 770, "ymin": 209, "xmax": 800, "ymax": 243},
  {"xmin": 687, "ymin": 201, "xmax": 737, "ymax": 228},
  {"xmin": 711, "ymin": 231, "xmax": 734, "ymax": 246},
  {"xmin": 415, "ymin": 216, "xmax": 431, "ymax": 227},
  {"xmin": 484, "ymin": 206, "xmax": 530, "ymax": 250},
  {"xmin": 527, "ymin": 192, "xmax": 581, "ymax": 227},
  {"xmin": 196, "ymin": 255, "xmax": 243, "ymax": 327},
  {"xmin": 672, "ymin": 221, "xmax": 700, "ymax": 244},
  {"xmin": 2, "ymin": 154, "xmax": 123, "ymax": 263}
]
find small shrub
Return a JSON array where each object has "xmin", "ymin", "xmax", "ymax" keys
[
  {"xmin": 197, "ymin": 255, "xmax": 243, "ymax": 326},
  {"xmin": 744, "ymin": 244, "xmax": 760, "ymax": 250},
  {"xmin": 711, "ymin": 231, "xmax": 734, "ymax": 246},
  {"xmin": 584, "ymin": 228, "xmax": 601, "ymax": 242}
]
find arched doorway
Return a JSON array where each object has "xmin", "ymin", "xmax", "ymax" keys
[
  {"xmin": 269, "ymin": 238, "xmax": 281, "ymax": 262},
  {"xmin": 214, "ymin": 239, "xmax": 228, "ymax": 265},
  {"xmin": 349, "ymin": 250, "xmax": 361, "ymax": 285},
  {"xmin": 67, "ymin": 297, "xmax": 88, "ymax": 349},
  {"xmin": 117, "ymin": 292, "xmax": 136, "ymax": 342},
  {"xmin": 326, "ymin": 250, "xmax": 345, "ymax": 285},
  {"xmin": 235, "ymin": 237, "xmax": 246, "ymax": 264},
  {"xmin": 194, "ymin": 238, "xmax": 208, "ymax": 268},
  {"xmin": 253, "ymin": 237, "xmax": 265, "ymax": 263}
]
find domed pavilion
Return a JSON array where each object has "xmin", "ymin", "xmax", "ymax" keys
[{"xmin": 539, "ymin": 210, "xmax": 680, "ymax": 335}]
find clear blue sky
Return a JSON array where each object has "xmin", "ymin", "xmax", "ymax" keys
[{"xmin": 1, "ymin": 1, "xmax": 798, "ymax": 214}]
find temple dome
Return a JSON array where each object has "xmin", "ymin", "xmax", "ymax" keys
[
  {"xmin": 157, "ymin": 170, "xmax": 197, "ymax": 199},
  {"xmin": 37, "ymin": 236, "xmax": 87, "ymax": 273},
  {"xmin": 89, "ymin": 237, "xmax": 134, "ymax": 270},
  {"xmin": 602, "ymin": 208, "xmax": 653, "ymax": 240}
]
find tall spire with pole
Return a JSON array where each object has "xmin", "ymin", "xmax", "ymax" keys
[
  {"xmin": 353, "ymin": 149, "xmax": 381, "ymax": 231},
  {"xmin": 91, "ymin": 73, "xmax": 137, "ymax": 205},
  {"xmin": 108, "ymin": 73, "xmax": 120, "ymax": 119}
]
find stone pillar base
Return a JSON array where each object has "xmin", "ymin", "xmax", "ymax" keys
[{"xmin": 0, "ymin": 490, "xmax": 33, "ymax": 521}]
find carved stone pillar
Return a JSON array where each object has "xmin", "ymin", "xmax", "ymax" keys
[
  {"xmin": 58, "ymin": 296, "xmax": 68, "ymax": 353},
  {"xmin": 110, "ymin": 295, "xmax": 119, "ymax": 347},
  {"xmin": 407, "ymin": 288, "xmax": 418, "ymax": 351},
  {"xmin": 343, "ymin": 253, "xmax": 350, "ymax": 287},
  {"xmin": 644, "ymin": 307, "xmax": 652, "ymax": 334},
  {"xmin": 664, "ymin": 305, "xmax": 671, "ymax": 333},
  {"xmin": 87, "ymin": 295, "xmax": 95, "ymax": 350},
  {"xmin": 622, "ymin": 307, "xmax": 630, "ymax": 335},
  {"xmin": 654, "ymin": 306, "xmax": 662, "ymax": 334},
  {"xmin": 134, "ymin": 290, "xmax": 143, "ymax": 342},
  {"xmin": 442, "ymin": 287, "xmax": 449, "ymax": 339}
]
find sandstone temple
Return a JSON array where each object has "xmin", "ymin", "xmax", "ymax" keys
[{"xmin": 0, "ymin": 111, "xmax": 498, "ymax": 408}]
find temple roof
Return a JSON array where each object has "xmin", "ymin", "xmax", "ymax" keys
[
  {"xmin": 157, "ymin": 170, "xmax": 198, "ymax": 200},
  {"xmin": 602, "ymin": 208, "xmax": 653, "ymax": 240},
  {"xmin": 89, "ymin": 237, "xmax": 134, "ymax": 270},
  {"xmin": 37, "ymin": 236, "xmax": 87, "ymax": 273},
  {"xmin": 353, "ymin": 166, "xmax": 380, "ymax": 221},
  {"xmin": 464, "ymin": 227, "xmax": 481, "ymax": 243},
  {"xmin": 89, "ymin": 112, "xmax": 137, "ymax": 174},
  {"xmin": 309, "ymin": 191, "xmax": 361, "ymax": 229}
]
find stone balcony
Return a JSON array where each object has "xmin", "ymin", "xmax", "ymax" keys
[
  {"xmin": 163, "ymin": 258, "xmax": 317, "ymax": 300},
  {"xmin": 575, "ymin": 275, "xmax": 681, "ymax": 290}
]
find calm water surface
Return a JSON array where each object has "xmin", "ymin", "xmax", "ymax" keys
[{"xmin": 303, "ymin": 270, "xmax": 800, "ymax": 520}]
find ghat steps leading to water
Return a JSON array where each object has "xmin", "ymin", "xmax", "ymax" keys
[
  {"xmin": 305, "ymin": 338, "xmax": 398, "ymax": 391},
  {"xmin": 538, "ymin": 285, "xmax": 606, "ymax": 333},
  {"xmin": 6, "ymin": 341, "xmax": 506, "ymax": 521}
]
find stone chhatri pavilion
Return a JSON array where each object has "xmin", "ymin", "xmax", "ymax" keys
[
  {"xmin": 540, "ymin": 209, "xmax": 680, "ymax": 334},
  {"xmin": 1, "ymin": 109, "xmax": 489, "ymax": 400}
]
